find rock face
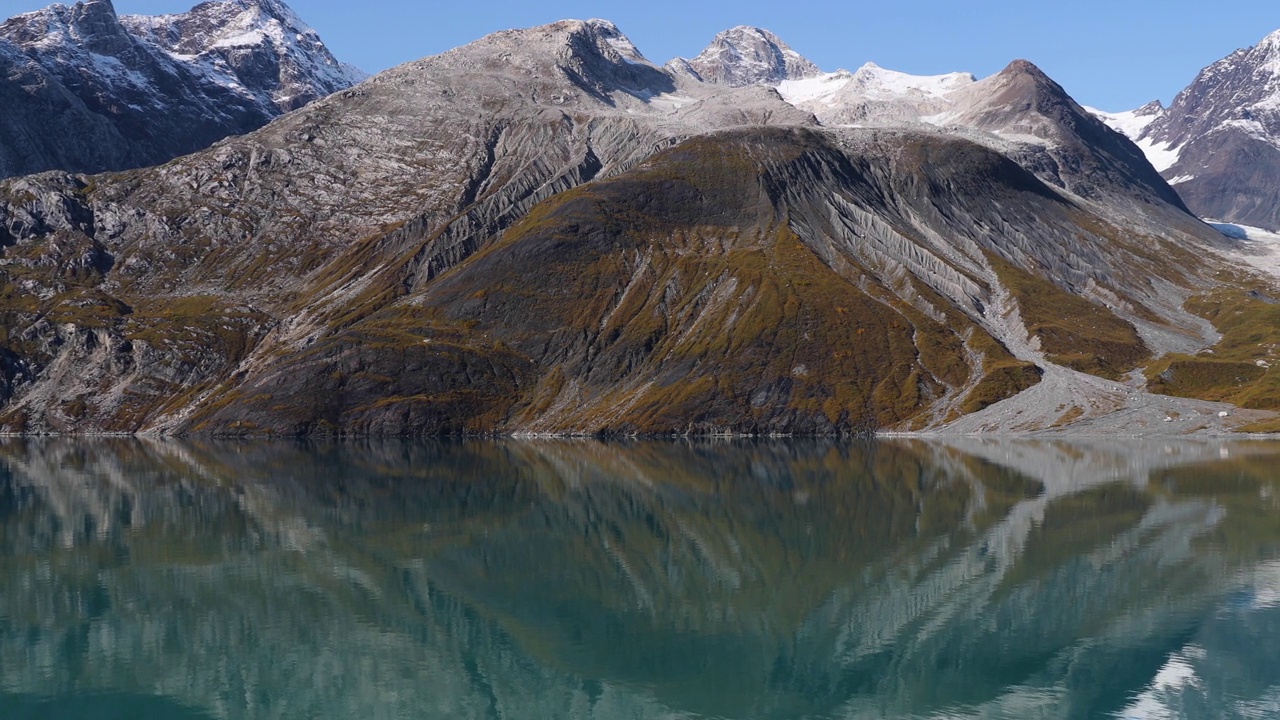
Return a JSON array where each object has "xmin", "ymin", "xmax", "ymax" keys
[
  {"xmin": 666, "ymin": 26, "xmax": 820, "ymax": 86},
  {"xmin": 0, "ymin": 19, "xmax": 1264, "ymax": 436},
  {"xmin": 1092, "ymin": 29, "xmax": 1280, "ymax": 229},
  {"xmin": 0, "ymin": 0, "xmax": 364, "ymax": 179}
]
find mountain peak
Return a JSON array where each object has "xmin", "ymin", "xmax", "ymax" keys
[
  {"xmin": 669, "ymin": 25, "xmax": 820, "ymax": 87},
  {"xmin": 77, "ymin": 0, "xmax": 117, "ymax": 18},
  {"xmin": 1000, "ymin": 59, "xmax": 1051, "ymax": 80},
  {"xmin": 227, "ymin": 0, "xmax": 314, "ymax": 32},
  {"xmin": 119, "ymin": 0, "xmax": 364, "ymax": 110},
  {"xmin": 570, "ymin": 17, "xmax": 650, "ymax": 65},
  {"xmin": 1131, "ymin": 24, "xmax": 1280, "ymax": 229},
  {"xmin": 717, "ymin": 25, "xmax": 787, "ymax": 44}
]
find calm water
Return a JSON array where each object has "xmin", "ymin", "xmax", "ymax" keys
[{"xmin": 0, "ymin": 438, "xmax": 1277, "ymax": 720}]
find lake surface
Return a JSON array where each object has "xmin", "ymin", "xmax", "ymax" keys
[{"xmin": 0, "ymin": 438, "xmax": 1277, "ymax": 719}]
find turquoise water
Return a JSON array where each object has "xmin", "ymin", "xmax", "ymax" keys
[{"xmin": 0, "ymin": 438, "xmax": 1277, "ymax": 719}]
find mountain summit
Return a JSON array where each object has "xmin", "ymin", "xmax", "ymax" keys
[
  {"xmin": 0, "ymin": 0, "xmax": 364, "ymax": 179},
  {"xmin": 667, "ymin": 26, "xmax": 820, "ymax": 86}
]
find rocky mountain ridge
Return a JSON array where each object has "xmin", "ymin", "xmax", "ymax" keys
[
  {"xmin": 0, "ymin": 18, "xmax": 1276, "ymax": 436},
  {"xmin": 0, "ymin": 0, "xmax": 364, "ymax": 180},
  {"xmin": 1091, "ymin": 28, "xmax": 1280, "ymax": 230}
]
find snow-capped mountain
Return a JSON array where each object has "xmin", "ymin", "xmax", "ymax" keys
[
  {"xmin": 122, "ymin": 0, "xmax": 367, "ymax": 112},
  {"xmin": 666, "ymin": 26, "xmax": 820, "ymax": 86},
  {"xmin": 0, "ymin": 0, "xmax": 364, "ymax": 179},
  {"xmin": 1091, "ymin": 29, "xmax": 1280, "ymax": 229}
]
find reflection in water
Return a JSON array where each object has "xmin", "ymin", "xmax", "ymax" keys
[{"xmin": 0, "ymin": 438, "xmax": 1277, "ymax": 719}]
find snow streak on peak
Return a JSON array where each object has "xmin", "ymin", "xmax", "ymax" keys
[{"xmin": 1087, "ymin": 105, "xmax": 1184, "ymax": 172}]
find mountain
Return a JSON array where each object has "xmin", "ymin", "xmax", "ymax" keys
[
  {"xmin": 1092, "ymin": 29, "xmax": 1280, "ymax": 230},
  {"xmin": 666, "ymin": 26, "xmax": 820, "ymax": 86},
  {"xmin": 0, "ymin": 19, "xmax": 1274, "ymax": 437},
  {"xmin": 0, "ymin": 0, "xmax": 364, "ymax": 180}
]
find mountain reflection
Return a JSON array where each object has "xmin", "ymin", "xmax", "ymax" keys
[{"xmin": 0, "ymin": 438, "xmax": 1277, "ymax": 719}]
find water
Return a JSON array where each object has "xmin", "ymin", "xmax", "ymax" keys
[{"xmin": 0, "ymin": 438, "xmax": 1277, "ymax": 720}]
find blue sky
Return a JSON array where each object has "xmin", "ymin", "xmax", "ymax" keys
[{"xmin": 5, "ymin": 0, "xmax": 1278, "ymax": 110}]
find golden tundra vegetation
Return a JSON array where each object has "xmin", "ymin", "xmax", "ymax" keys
[{"xmin": 1144, "ymin": 276, "xmax": 1280, "ymax": 429}]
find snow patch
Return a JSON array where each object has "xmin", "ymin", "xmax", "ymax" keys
[
  {"xmin": 777, "ymin": 71, "xmax": 852, "ymax": 105},
  {"xmin": 779, "ymin": 64, "xmax": 975, "ymax": 108},
  {"xmin": 1087, "ymin": 106, "xmax": 1162, "ymax": 140},
  {"xmin": 1134, "ymin": 137, "xmax": 1183, "ymax": 172},
  {"xmin": 646, "ymin": 92, "xmax": 696, "ymax": 111},
  {"xmin": 1208, "ymin": 220, "xmax": 1280, "ymax": 280},
  {"xmin": 1083, "ymin": 106, "xmax": 1185, "ymax": 171},
  {"xmin": 849, "ymin": 62, "xmax": 976, "ymax": 100}
]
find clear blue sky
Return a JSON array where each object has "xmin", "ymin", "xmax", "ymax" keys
[{"xmin": 4, "ymin": 0, "xmax": 1278, "ymax": 110}]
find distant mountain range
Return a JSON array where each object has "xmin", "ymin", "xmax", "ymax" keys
[
  {"xmin": 0, "ymin": 0, "xmax": 363, "ymax": 179},
  {"xmin": 1, "ymin": 4, "xmax": 1279, "ymax": 436}
]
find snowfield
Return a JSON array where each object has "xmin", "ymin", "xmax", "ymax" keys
[{"xmin": 1208, "ymin": 220, "xmax": 1280, "ymax": 281}]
